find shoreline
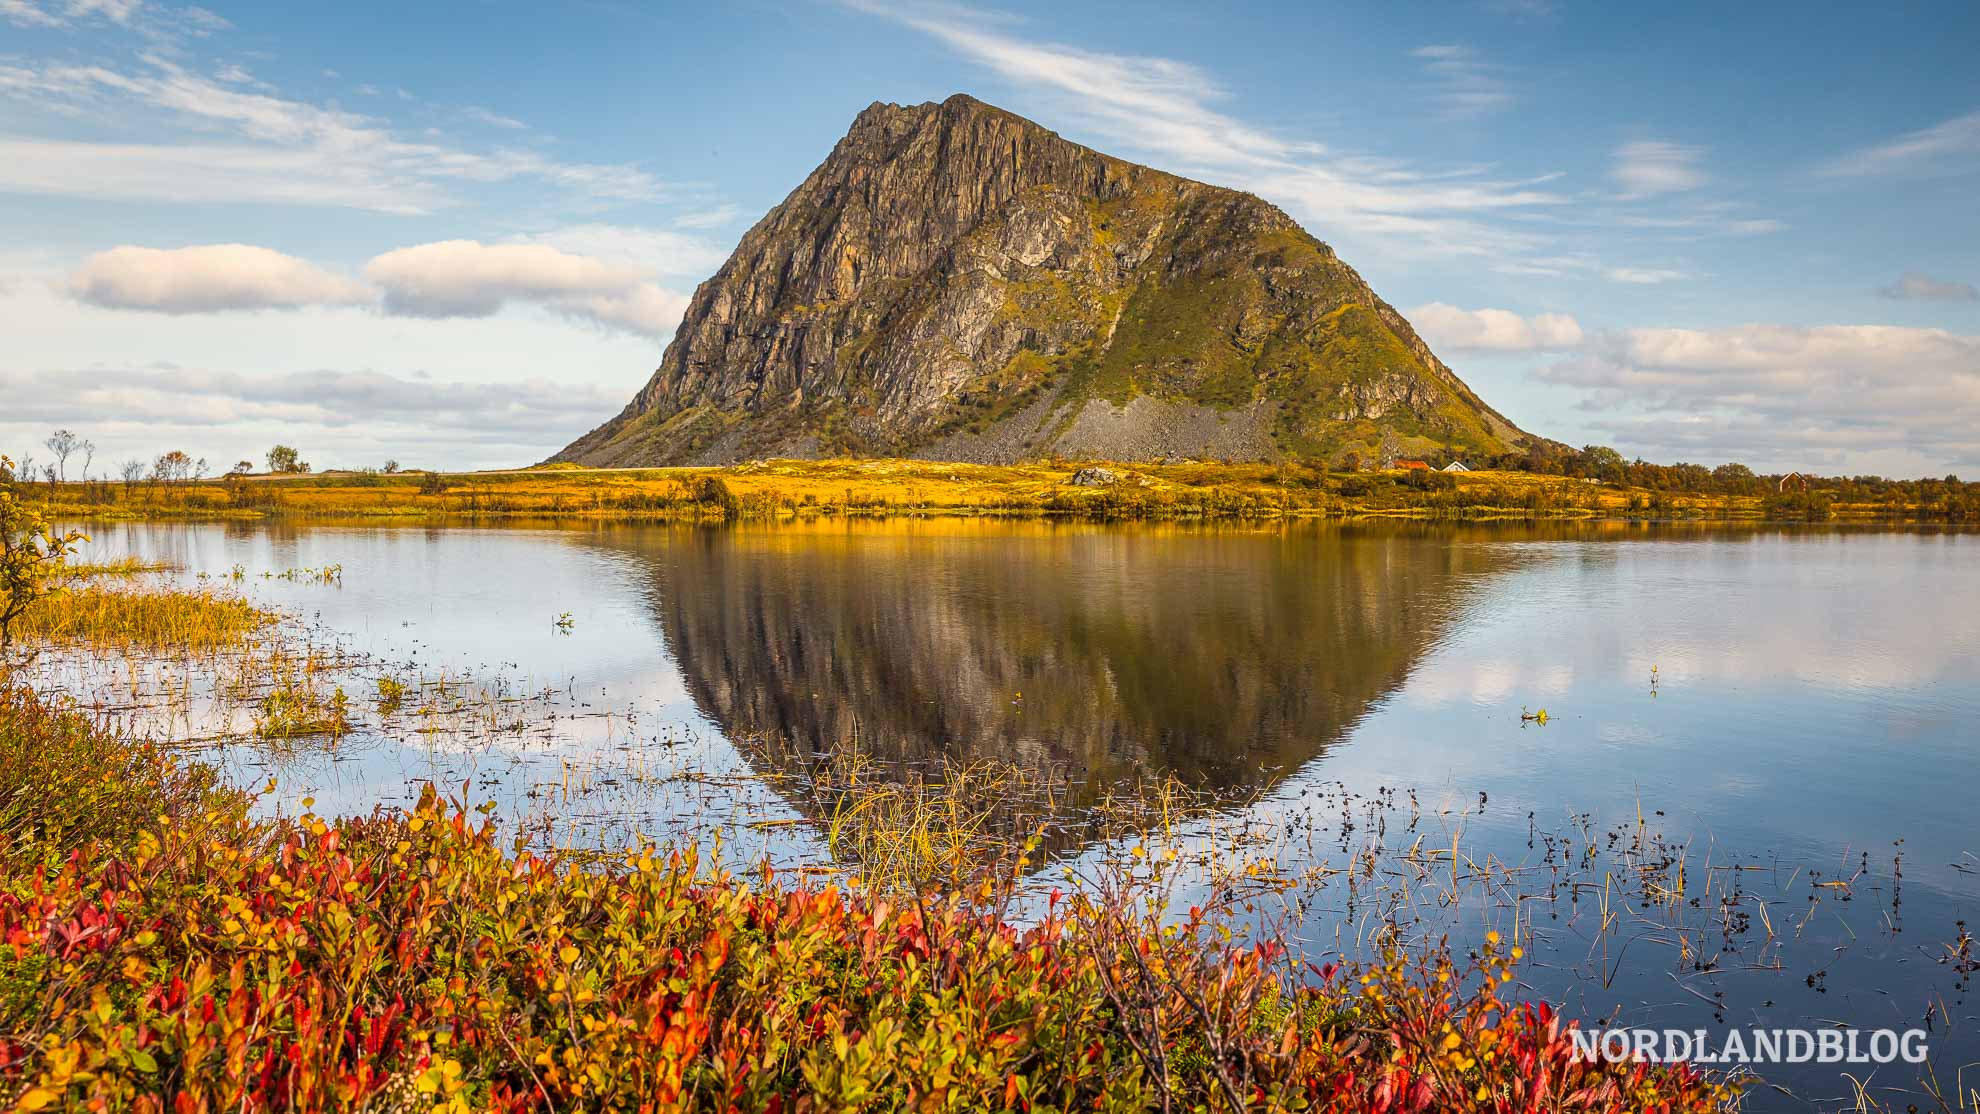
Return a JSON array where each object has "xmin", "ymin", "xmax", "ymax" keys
[{"xmin": 18, "ymin": 458, "xmax": 1975, "ymax": 526}]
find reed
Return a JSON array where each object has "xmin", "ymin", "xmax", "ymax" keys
[{"xmin": 11, "ymin": 582, "xmax": 275, "ymax": 652}]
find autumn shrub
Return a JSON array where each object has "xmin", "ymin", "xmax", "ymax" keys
[{"xmin": 0, "ymin": 680, "xmax": 1738, "ymax": 1112}]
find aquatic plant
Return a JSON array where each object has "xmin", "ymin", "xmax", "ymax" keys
[
  {"xmin": 253, "ymin": 678, "xmax": 351, "ymax": 740},
  {"xmin": 10, "ymin": 584, "xmax": 274, "ymax": 654}
]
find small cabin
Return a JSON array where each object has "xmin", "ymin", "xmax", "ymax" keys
[
  {"xmin": 1396, "ymin": 460, "xmax": 1431, "ymax": 471},
  {"xmin": 1442, "ymin": 461, "xmax": 1470, "ymax": 473}
]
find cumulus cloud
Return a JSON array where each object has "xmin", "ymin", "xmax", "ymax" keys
[
  {"xmin": 68, "ymin": 244, "xmax": 371, "ymax": 313},
  {"xmin": 1879, "ymin": 271, "xmax": 1978, "ymax": 301},
  {"xmin": 364, "ymin": 240, "xmax": 689, "ymax": 335},
  {"xmin": 1534, "ymin": 323, "xmax": 1980, "ymax": 471},
  {"xmin": 60, "ymin": 233, "xmax": 709, "ymax": 338},
  {"xmin": 1409, "ymin": 302, "xmax": 1583, "ymax": 351},
  {"xmin": 1610, "ymin": 139, "xmax": 1706, "ymax": 199}
]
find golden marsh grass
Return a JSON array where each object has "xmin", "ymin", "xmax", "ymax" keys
[{"xmin": 14, "ymin": 582, "xmax": 275, "ymax": 651}]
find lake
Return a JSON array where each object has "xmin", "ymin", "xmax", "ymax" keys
[{"xmin": 52, "ymin": 519, "xmax": 1980, "ymax": 1110}]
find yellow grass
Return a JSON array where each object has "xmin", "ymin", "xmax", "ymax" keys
[
  {"xmin": 20, "ymin": 459, "xmax": 1797, "ymax": 523},
  {"xmin": 14, "ymin": 583, "xmax": 276, "ymax": 652},
  {"xmin": 46, "ymin": 556, "xmax": 176, "ymax": 580}
]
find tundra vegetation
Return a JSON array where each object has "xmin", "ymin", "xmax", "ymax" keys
[
  {"xmin": 0, "ymin": 680, "xmax": 1744, "ymax": 1113},
  {"xmin": 10, "ymin": 453, "xmax": 1978, "ymax": 525}
]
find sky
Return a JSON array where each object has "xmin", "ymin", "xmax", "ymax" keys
[{"xmin": 3, "ymin": 0, "xmax": 1978, "ymax": 476}]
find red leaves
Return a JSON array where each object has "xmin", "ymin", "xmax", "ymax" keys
[{"xmin": 3, "ymin": 781, "xmax": 1732, "ymax": 1114}]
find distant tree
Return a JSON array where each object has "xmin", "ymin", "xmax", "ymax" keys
[
  {"xmin": 80, "ymin": 439, "xmax": 96, "ymax": 482},
  {"xmin": 1712, "ymin": 462, "xmax": 1755, "ymax": 492},
  {"xmin": 383, "ymin": 459, "xmax": 400, "ymax": 474},
  {"xmin": 44, "ymin": 430, "xmax": 80, "ymax": 482},
  {"xmin": 194, "ymin": 458, "xmax": 209, "ymax": 482},
  {"xmin": 1339, "ymin": 451, "xmax": 1363, "ymax": 473},
  {"xmin": 153, "ymin": 450, "xmax": 194, "ymax": 485},
  {"xmin": 1576, "ymin": 444, "xmax": 1627, "ymax": 484},
  {"xmin": 692, "ymin": 475, "xmax": 742, "ymax": 519},
  {"xmin": 233, "ymin": 460, "xmax": 256, "ymax": 476},
  {"xmin": 266, "ymin": 445, "xmax": 310, "ymax": 474},
  {"xmin": 119, "ymin": 459, "xmax": 145, "ymax": 496},
  {"xmin": 1, "ymin": 454, "xmax": 86, "ymax": 652}
]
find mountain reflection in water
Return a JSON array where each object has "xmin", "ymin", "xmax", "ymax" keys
[{"xmin": 628, "ymin": 521, "xmax": 1522, "ymax": 793}]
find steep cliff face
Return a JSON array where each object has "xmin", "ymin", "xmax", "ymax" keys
[{"xmin": 555, "ymin": 94, "xmax": 1529, "ymax": 467}]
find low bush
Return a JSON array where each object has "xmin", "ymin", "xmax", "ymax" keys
[{"xmin": 0, "ymin": 682, "xmax": 1736, "ymax": 1112}]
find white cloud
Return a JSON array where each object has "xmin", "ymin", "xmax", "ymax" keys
[
  {"xmin": 59, "ymin": 234, "xmax": 707, "ymax": 338},
  {"xmin": 363, "ymin": 240, "xmax": 688, "ymax": 335},
  {"xmin": 0, "ymin": 56, "xmax": 664, "ymax": 213},
  {"xmin": 1610, "ymin": 139, "xmax": 1707, "ymax": 199},
  {"xmin": 1535, "ymin": 324, "xmax": 1980, "ymax": 471},
  {"xmin": 2, "ymin": 0, "xmax": 140, "ymax": 27},
  {"xmin": 365, "ymin": 241, "xmax": 647, "ymax": 317},
  {"xmin": 1604, "ymin": 267, "xmax": 1688, "ymax": 284},
  {"xmin": 1410, "ymin": 44, "xmax": 1513, "ymax": 120},
  {"xmin": 1823, "ymin": 110, "xmax": 1980, "ymax": 177},
  {"xmin": 1879, "ymin": 271, "xmax": 1978, "ymax": 301},
  {"xmin": 68, "ymin": 244, "xmax": 371, "ymax": 313},
  {"xmin": 1409, "ymin": 302, "xmax": 1583, "ymax": 351},
  {"xmin": 461, "ymin": 105, "xmax": 527, "ymax": 130},
  {"xmin": 673, "ymin": 204, "xmax": 743, "ymax": 230},
  {"xmin": 0, "ymin": 0, "xmax": 66, "ymax": 27}
]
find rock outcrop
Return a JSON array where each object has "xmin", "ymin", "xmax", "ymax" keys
[{"xmin": 555, "ymin": 94, "xmax": 1531, "ymax": 467}]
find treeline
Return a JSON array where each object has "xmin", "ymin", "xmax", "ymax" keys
[{"xmin": 1453, "ymin": 443, "xmax": 1980, "ymax": 520}]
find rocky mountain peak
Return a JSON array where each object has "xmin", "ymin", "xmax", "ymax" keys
[{"xmin": 555, "ymin": 95, "xmax": 1530, "ymax": 467}]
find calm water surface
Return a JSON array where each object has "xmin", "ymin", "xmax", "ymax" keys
[{"xmin": 66, "ymin": 519, "xmax": 1980, "ymax": 1109}]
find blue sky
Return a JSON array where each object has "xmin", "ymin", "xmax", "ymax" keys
[{"xmin": 3, "ymin": 0, "xmax": 1977, "ymax": 475}]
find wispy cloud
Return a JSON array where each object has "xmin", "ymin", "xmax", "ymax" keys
[
  {"xmin": 0, "ymin": 55, "xmax": 664, "ymax": 213},
  {"xmin": 1, "ymin": 0, "xmax": 228, "ymax": 46},
  {"xmin": 0, "ymin": 364, "xmax": 625, "ymax": 468},
  {"xmin": 1410, "ymin": 44, "xmax": 1513, "ymax": 120},
  {"xmin": 843, "ymin": 0, "xmax": 1566, "ymax": 260},
  {"xmin": 1610, "ymin": 139, "xmax": 1707, "ymax": 199},
  {"xmin": 461, "ymin": 105, "xmax": 527, "ymax": 130},
  {"xmin": 1879, "ymin": 271, "xmax": 1978, "ymax": 302},
  {"xmin": 1604, "ymin": 267, "xmax": 1688, "ymax": 284},
  {"xmin": 1824, "ymin": 110, "xmax": 1980, "ymax": 177}
]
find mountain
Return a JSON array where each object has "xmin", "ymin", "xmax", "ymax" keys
[{"xmin": 554, "ymin": 94, "xmax": 1532, "ymax": 468}]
